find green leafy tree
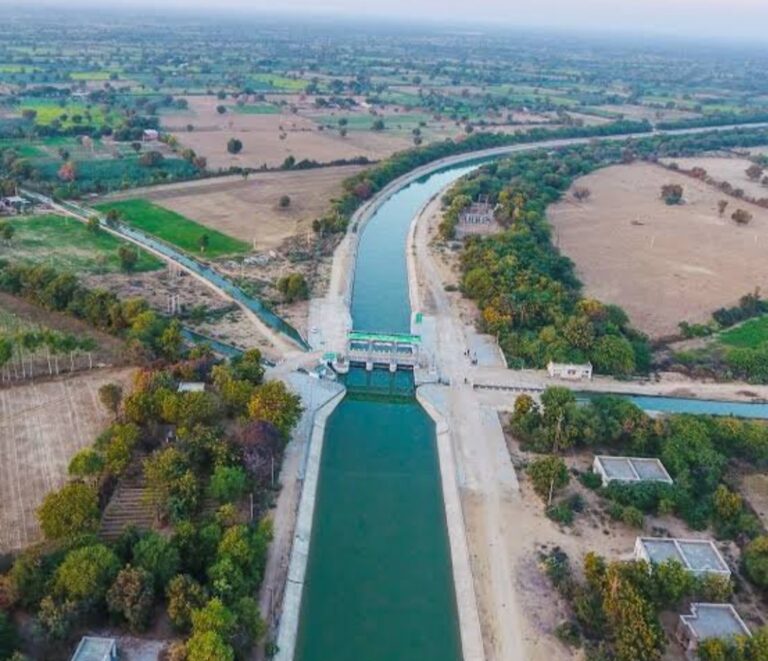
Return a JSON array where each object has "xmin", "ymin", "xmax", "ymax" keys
[
  {"xmin": 118, "ymin": 245, "xmax": 139, "ymax": 272},
  {"xmin": 186, "ymin": 631, "xmax": 234, "ymax": 661},
  {"xmin": 744, "ymin": 536, "xmax": 768, "ymax": 589},
  {"xmin": 160, "ymin": 319, "xmax": 183, "ymax": 361},
  {"xmin": 592, "ymin": 335, "xmax": 636, "ymax": 376},
  {"xmin": 210, "ymin": 465, "xmax": 248, "ymax": 503},
  {"xmin": 107, "ymin": 565, "xmax": 155, "ymax": 632},
  {"xmin": 37, "ymin": 482, "xmax": 99, "ymax": 541},
  {"xmin": 226, "ymin": 138, "xmax": 242, "ymax": 154},
  {"xmin": 132, "ymin": 531, "xmax": 181, "ymax": 591},
  {"xmin": 53, "ymin": 544, "xmax": 120, "ymax": 606},
  {"xmin": 68, "ymin": 448, "xmax": 105, "ymax": 481},
  {"xmin": 0, "ymin": 612, "xmax": 19, "ymax": 660},
  {"xmin": 247, "ymin": 381, "xmax": 302, "ymax": 438},
  {"xmin": 36, "ymin": 596, "xmax": 78, "ymax": 641},
  {"xmin": 166, "ymin": 574, "xmax": 207, "ymax": 632},
  {"xmin": 527, "ymin": 455, "xmax": 569, "ymax": 505}
]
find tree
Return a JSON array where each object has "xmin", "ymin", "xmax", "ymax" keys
[
  {"xmin": 68, "ymin": 448, "xmax": 105, "ymax": 481},
  {"xmin": 186, "ymin": 631, "xmax": 234, "ymax": 661},
  {"xmin": 198, "ymin": 234, "xmax": 210, "ymax": 253},
  {"xmin": 371, "ymin": 118, "xmax": 385, "ymax": 131},
  {"xmin": 118, "ymin": 245, "xmax": 139, "ymax": 272},
  {"xmin": 87, "ymin": 216, "xmax": 101, "ymax": 233},
  {"xmin": 279, "ymin": 195, "xmax": 291, "ymax": 208},
  {"xmin": 167, "ymin": 574, "xmax": 207, "ymax": 632},
  {"xmin": 717, "ymin": 199, "xmax": 729, "ymax": 217},
  {"xmin": 37, "ymin": 481, "xmax": 99, "ymax": 541},
  {"xmin": 0, "ymin": 222, "xmax": 14, "ymax": 244},
  {"xmin": 660, "ymin": 183, "xmax": 683, "ymax": 205},
  {"xmin": 573, "ymin": 186, "xmax": 591, "ymax": 201},
  {"xmin": 57, "ymin": 161, "xmax": 76, "ymax": 182},
  {"xmin": 744, "ymin": 536, "xmax": 768, "ymax": 589},
  {"xmin": 160, "ymin": 319, "xmax": 183, "ymax": 360},
  {"xmin": 732, "ymin": 208, "xmax": 753, "ymax": 225},
  {"xmin": 105, "ymin": 423, "xmax": 140, "ymax": 475},
  {"xmin": 210, "ymin": 465, "xmax": 248, "ymax": 503},
  {"xmin": 247, "ymin": 381, "xmax": 303, "ymax": 437},
  {"xmin": 105, "ymin": 209, "xmax": 121, "ymax": 227},
  {"xmin": 53, "ymin": 544, "xmax": 120, "ymax": 605},
  {"xmin": 226, "ymin": 138, "xmax": 242, "ymax": 154},
  {"xmin": 276, "ymin": 272, "xmax": 309, "ymax": 303},
  {"xmin": 0, "ymin": 612, "xmax": 19, "ymax": 660},
  {"xmin": 527, "ymin": 455, "xmax": 569, "ymax": 505},
  {"xmin": 132, "ymin": 531, "xmax": 181, "ymax": 591},
  {"xmin": 592, "ymin": 335, "xmax": 636, "ymax": 376},
  {"xmin": 216, "ymin": 105, "xmax": 227, "ymax": 115},
  {"xmin": 107, "ymin": 565, "xmax": 155, "ymax": 631},
  {"xmin": 746, "ymin": 163, "xmax": 764, "ymax": 181},
  {"xmin": 98, "ymin": 382, "xmax": 123, "ymax": 419}
]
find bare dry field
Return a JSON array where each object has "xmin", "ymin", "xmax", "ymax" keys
[
  {"xmin": 134, "ymin": 165, "xmax": 366, "ymax": 249},
  {"xmin": 661, "ymin": 156, "xmax": 768, "ymax": 200},
  {"xmin": 161, "ymin": 96, "xmax": 406, "ymax": 168},
  {"xmin": 600, "ymin": 104, "xmax": 700, "ymax": 123},
  {"xmin": 548, "ymin": 162, "xmax": 768, "ymax": 337},
  {"xmin": 0, "ymin": 367, "xmax": 135, "ymax": 553}
]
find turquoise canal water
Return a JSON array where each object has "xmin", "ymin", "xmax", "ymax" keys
[{"xmin": 295, "ymin": 167, "xmax": 480, "ymax": 661}]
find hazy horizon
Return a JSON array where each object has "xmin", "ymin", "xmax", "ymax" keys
[{"xmin": 5, "ymin": 0, "xmax": 768, "ymax": 43}]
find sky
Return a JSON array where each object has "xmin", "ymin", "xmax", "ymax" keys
[{"xmin": 13, "ymin": 0, "xmax": 768, "ymax": 42}]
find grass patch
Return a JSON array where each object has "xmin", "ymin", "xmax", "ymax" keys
[
  {"xmin": 720, "ymin": 316, "xmax": 768, "ymax": 349},
  {"xmin": 94, "ymin": 199, "xmax": 250, "ymax": 257},
  {"xmin": 232, "ymin": 103, "xmax": 280, "ymax": 115},
  {"xmin": 1, "ymin": 214, "xmax": 163, "ymax": 273},
  {"xmin": 70, "ymin": 71, "xmax": 116, "ymax": 81}
]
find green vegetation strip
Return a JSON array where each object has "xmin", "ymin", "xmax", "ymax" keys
[
  {"xmin": 3, "ymin": 214, "xmax": 162, "ymax": 273},
  {"xmin": 95, "ymin": 200, "xmax": 250, "ymax": 257},
  {"xmin": 720, "ymin": 316, "xmax": 768, "ymax": 349}
]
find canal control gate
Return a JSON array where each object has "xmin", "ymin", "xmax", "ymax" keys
[{"xmin": 340, "ymin": 331, "xmax": 421, "ymax": 372}]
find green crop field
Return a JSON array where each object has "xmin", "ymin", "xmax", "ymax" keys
[
  {"xmin": 94, "ymin": 199, "xmax": 250, "ymax": 257},
  {"xmin": 2, "ymin": 214, "xmax": 163, "ymax": 273},
  {"xmin": 17, "ymin": 99, "xmax": 118, "ymax": 129},
  {"xmin": 232, "ymin": 103, "xmax": 280, "ymax": 114},
  {"xmin": 719, "ymin": 316, "xmax": 768, "ymax": 349},
  {"xmin": 249, "ymin": 72, "xmax": 306, "ymax": 91}
]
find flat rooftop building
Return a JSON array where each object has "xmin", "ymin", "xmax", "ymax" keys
[
  {"xmin": 71, "ymin": 636, "xmax": 117, "ymax": 661},
  {"xmin": 593, "ymin": 455, "xmax": 673, "ymax": 486},
  {"xmin": 676, "ymin": 603, "xmax": 750, "ymax": 658},
  {"xmin": 634, "ymin": 538, "xmax": 730, "ymax": 577}
]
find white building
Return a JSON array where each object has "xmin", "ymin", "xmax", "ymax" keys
[
  {"xmin": 676, "ymin": 603, "xmax": 750, "ymax": 659},
  {"xmin": 177, "ymin": 382, "xmax": 206, "ymax": 393},
  {"xmin": 547, "ymin": 361, "xmax": 592, "ymax": 381},
  {"xmin": 634, "ymin": 537, "xmax": 731, "ymax": 578},
  {"xmin": 142, "ymin": 128, "xmax": 160, "ymax": 142},
  {"xmin": 593, "ymin": 455, "xmax": 673, "ymax": 487}
]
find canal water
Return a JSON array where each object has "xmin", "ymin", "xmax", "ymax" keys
[{"xmin": 295, "ymin": 167, "xmax": 479, "ymax": 661}]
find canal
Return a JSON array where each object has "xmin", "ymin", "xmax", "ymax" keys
[{"xmin": 295, "ymin": 167, "xmax": 479, "ymax": 661}]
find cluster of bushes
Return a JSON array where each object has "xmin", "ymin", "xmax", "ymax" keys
[
  {"xmin": 310, "ymin": 119, "xmax": 653, "ymax": 236},
  {"xmin": 0, "ymin": 346, "xmax": 303, "ymax": 659},
  {"xmin": 276, "ymin": 272, "xmax": 309, "ymax": 304},
  {"xmin": 543, "ymin": 549, "xmax": 761, "ymax": 661},
  {"xmin": 512, "ymin": 388, "xmax": 766, "ymax": 538},
  {"xmin": 0, "ymin": 262, "xmax": 181, "ymax": 362},
  {"xmin": 656, "ymin": 111, "xmax": 768, "ymax": 131}
]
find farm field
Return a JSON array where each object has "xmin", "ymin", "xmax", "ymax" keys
[
  {"xmin": 1, "ymin": 214, "xmax": 163, "ymax": 272},
  {"xmin": 94, "ymin": 199, "xmax": 250, "ymax": 257},
  {"xmin": 0, "ymin": 366, "xmax": 136, "ymax": 553},
  {"xmin": 661, "ymin": 156, "xmax": 768, "ymax": 200},
  {"xmin": 113, "ymin": 165, "xmax": 367, "ymax": 249},
  {"xmin": 548, "ymin": 162, "xmax": 768, "ymax": 337}
]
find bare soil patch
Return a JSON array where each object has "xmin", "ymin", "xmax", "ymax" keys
[
  {"xmin": 162, "ymin": 96, "xmax": 397, "ymax": 168},
  {"xmin": 132, "ymin": 166, "xmax": 366, "ymax": 250},
  {"xmin": 600, "ymin": 104, "xmax": 700, "ymax": 123},
  {"xmin": 548, "ymin": 163, "xmax": 768, "ymax": 337},
  {"xmin": 0, "ymin": 367, "xmax": 136, "ymax": 553}
]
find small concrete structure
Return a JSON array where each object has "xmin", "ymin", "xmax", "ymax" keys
[
  {"xmin": 547, "ymin": 361, "xmax": 592, "ymax": 381},
  {"xmin": 177, "ymin": 381, "xmax": 205, "ymax": 393},
  {"xmin": 455, "ymin": 199, "xmax": 499, "ymax": 239},
  {"xmin": 676, "ymin": 603, "xmax": 750, "ymax": 658},
  {"xmin": 142, "ymin": 128, "xmax": 160, "ymax": 141},
  {"xmin": 634, "ymin": 538, "xmax": 730, "ymax": 578},
  {"xmin": 593, "ymin": 455, "xmax": 673, "ymax": 487},
  {"xmin": 0, "ymin": 195, "xmax": 31, "ymax": 215},
  {"xmin": 71, "ymin": 636, "xmax": 118, "ymax": 661}
]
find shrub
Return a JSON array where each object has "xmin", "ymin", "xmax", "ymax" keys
[
  {"xmin": 132, "ymin": 532, "xmax": 181, "ymax": 591},
  {"xmin": 547, "ymin": 501, "xmax": 575, "ymax": 526},
  {"xmin": 167, "ymin": 574, "xmax": 207, "ymax": 632},
  {"xmin": 620, "ymin": 506, "xmax": 644, "ymax": 529},
  {"xmin": 107, "ymin": 565, "xmax": 155, "ymax": 632},
  {"xmin": 555, "ymin": 620, "xmax": 582, "ymax": 647},
  {"xmin": 53, "ymin": 544, "xmax": 120, "ymax": 606},
  {"xmin": 579, "ymin": 471, "xmax": 603, "ymax": 490},
  {"xmin": 210, "ymin": 465, "xmax": 248, "ymax": 503},
  {"xmin": 743, "ymin": 536, "xmax": 768, "ymax": 588}
]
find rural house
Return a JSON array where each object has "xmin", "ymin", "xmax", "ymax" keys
[
  {"xmin": 592, "ymin": 455, "xmax": 673, "ymax": 487},
  {"xmin": 634, "ymin": 538, "xmax": 731, "ymax": 578},
  {"xmin": 547, "ymin": 361, "xmax": 592, "ymax": 381},
  {"xmin": 70, "ymin": 636, "xmax": 118, "ymax": 661}
]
